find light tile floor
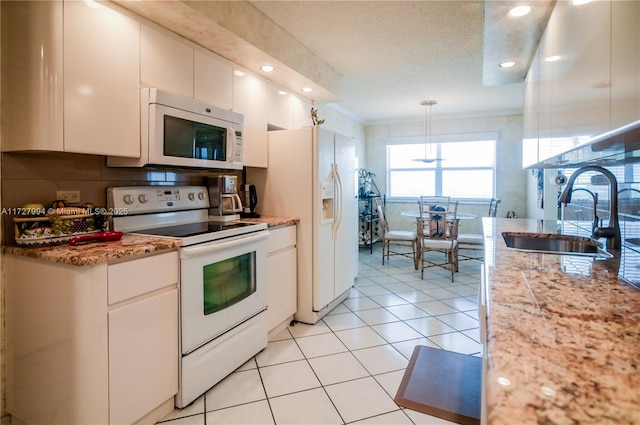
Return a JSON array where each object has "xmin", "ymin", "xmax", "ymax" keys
[{"xmin": 158, "ymin": 245, "xmax": 482, "ymax": 425}]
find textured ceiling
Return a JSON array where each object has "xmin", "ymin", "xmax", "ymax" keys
[
  {"xmin": 249, "ymin": 0, "xmax": 552, "ymax": 123},
  {"xmin": 115, "ymin": 0, "xmax": 552, "ymax": 124}
]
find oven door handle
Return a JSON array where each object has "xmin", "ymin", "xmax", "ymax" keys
[{"xmin": 179, "ymin": 230, "xmax": 269, "ymax": 259}]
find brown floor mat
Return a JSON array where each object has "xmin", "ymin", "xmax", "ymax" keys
[{"xmin": 394, "ymin": 345, "xmax": 481, "ymax": 425}]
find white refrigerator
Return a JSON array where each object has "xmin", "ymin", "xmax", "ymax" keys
[{"xmin": 247, "ymin": 126, "xmax": 357, "ymax": 324}]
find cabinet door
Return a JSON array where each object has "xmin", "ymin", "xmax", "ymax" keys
[
  {"xmin": 233, "ymin": 68, "xmax": 268, "ymax": 167},
  {"xmin": 292, "ymin": 95, "xmax": 313, "ymax": 129},
  {"xmin": 194, "ymin": 49, "xmax": 233, "ymax": 110},
  {"xmin": 109, "ymin": 288, "xmax": 178, "ymax": 425},
  {"xmin": 141, "ymin": 25, "xmax": 194, "ymax": 98},
  {"xmin": 268, "ymin": 248, "xmax": 297, "ymax": 332},
  {"xmin": 63, "ymin": 0, "xmax": 140, "ymax": 157},
  {"xmin": 550, "ymin": 0, "xmax": 610, "ymax": 145},
  {"xmin": 267, "ymin": 82, "xmax": 293, "ymax": 130},
  {"xmin": 611, "ymin": 1, "xmax": 640, "ymax": 129},
  {"xmin": 522, "ymin": 49, "xmax": 539, "ymax": 168},
  {"xmin": 1, "ymin": 1, "xmax": 64, "ymax": 152}
]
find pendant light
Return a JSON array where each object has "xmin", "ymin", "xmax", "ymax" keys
[{"xmin": 413, "ymin": 99, "xmax": 438, "ymax": 163}]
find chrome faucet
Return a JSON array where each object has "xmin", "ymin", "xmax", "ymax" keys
[
  {"xmin": 570, "ymin": 188, "xmax": 599, "ymax": 236},
  {"xmin": 558, "ymin": 165, "xmax": 620, "ymax": 250}
]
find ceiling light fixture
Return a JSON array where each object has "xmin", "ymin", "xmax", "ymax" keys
[
  {"xmin": 413, "ymin": 100, "xmax": 439, "ymax": 163},
  {"xmin": 499, "ymin": 61, "xmax": 516, "ymax": 68},
  {"xmin": 260, "ymin": 65, "xmax": 275, "ymax": 72},
  {"xmin": 302, "ymin": 87, "xmax": 313, "ymax": 93},
  {"xmin": 278, "ymin": 90, "xmax": 287, "ymax": 95},
  {"xmin": 507, "ymin": 5, "xmax": 533, "ymax": 17}
]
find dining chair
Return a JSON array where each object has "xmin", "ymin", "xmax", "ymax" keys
[
  {"xmin": 376, "ymin": 205, "xmax": 418, "ymax": 268},
  {"xmin": 417, "ymin": 197, "xmax": 459, "ymax": 281},
  {"xmin": 458, "ymin": 198, "xmax": 501, "ymax": 261}
]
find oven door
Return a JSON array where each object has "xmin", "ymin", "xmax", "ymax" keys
[{"xmin": 179, "ymin": 230, "xmax": 268, "ymax": 355}]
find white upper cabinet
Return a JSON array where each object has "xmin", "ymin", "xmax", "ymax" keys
[
  {"xmin": 550, "ymin": 0, "xmax": 610, "ymax": 143},
  {"xmin": 610, "ymin": 1, "xmax": 640, "ymax": 129},
  {"xmin": 267, "ymin": 81, "xmax": 314, "ymax": 131},
  {"xmin": 63, "ymin": 1, "xmax": 141, "ymax": 157},
  {"xmin": 267, "ymin": 82, "xmax": 293, "ymax": 130},
  {"xmin": 522, "ymin": 0, "xmax": 632, "ymax": 166},
  {"xmin": 522, "ymin": 49, "xmax": 540, "ymax": 168},
  {"xmin": 140, "ymin": 25, "xmax": 194, "ymax": 98},
  {"xmin": 292, "ymin": 95, "xmax": 314, "ymax": 129},
  {"xmin": 1, "ymin": 1, "xmax": 140, "ymax": 157},
  {"xmin": 194, "ymin": 49, "xmax": 233, "ymax": 110},
  {"xmin": 2, "ymin": 1, "xmax": 141, "ymax": 157},
  {"xmin": 233, "ymin": 68, "xmax": 268, "ymax": 168},
  {"xmin": 1, "ymin": 1, "xmax": 64, "ymax": 152}
]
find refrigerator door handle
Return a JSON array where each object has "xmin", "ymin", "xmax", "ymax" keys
[{"xmin": 332, "ymin": 163, "xmax": 343, "ymax": 239}]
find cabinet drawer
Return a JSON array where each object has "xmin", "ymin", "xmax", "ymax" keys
[
  {"xmin": 267, "ymin": 225, "xmax": 296, "ymax": 254},
  {"xmin": 108, "ymin": 251, "xmax": 178, "ymax": 305}
]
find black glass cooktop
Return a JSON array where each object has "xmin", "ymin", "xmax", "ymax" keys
[{"xmin": 135, "ymin": 221, "xmax": 258, "ymax": 239}]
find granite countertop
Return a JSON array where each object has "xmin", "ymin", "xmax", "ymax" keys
[
  {"xmin": 2, "ymin": 216, "xmax": 299, "ymax": 267},
  {"xmin": 483, "ymin": 218, "xmax": 640, "ymax": 424},
  {"xmin": 3, "ymin": 234, "xmax": 181, "ymax": 266},
  {"xmin": 241, "ymin": 216, "xmax": 299, "ymax": 229}
]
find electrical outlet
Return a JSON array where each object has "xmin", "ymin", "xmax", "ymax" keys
[{"xmin": 56, "ymin": 190, "xmax": 81, "ymax": 203}]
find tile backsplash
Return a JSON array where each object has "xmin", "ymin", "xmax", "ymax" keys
[{"xmin": 1, "ymin": 151, "xmax": 243, "ymax": 244}]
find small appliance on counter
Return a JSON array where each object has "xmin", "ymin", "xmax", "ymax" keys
[
  {"xmin": 208, "ymin": 175, "xmax": 243, "ymax": 221},
  {"xmin": 240, "ymin": 184, "xmax": 260, "ymax": 218}
]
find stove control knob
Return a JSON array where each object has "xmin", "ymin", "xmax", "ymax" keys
[
  {"xmin": 188, "ymin": 193, "xmax": 195, "ymax": 201},
  {"xmin": 138, "ymin": 194, "xmax": 148, "ymax": 204},
  {"xmin": 198, "ymin": 192, "xmax": 205, "ymax": 201},
  {"xmin": 123, "ymin": 194, "xmax": 135, "ymax": 205}
]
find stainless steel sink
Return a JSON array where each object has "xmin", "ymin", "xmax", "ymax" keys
[{"xmin": 502, "ymin": 232, "xmax": 612, "ymax": 258}]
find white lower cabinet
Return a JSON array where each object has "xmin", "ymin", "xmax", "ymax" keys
[
  {"xmin": 267, "ymin": 225, "xmax": 298, "ymax": 335},
  {"xmin": 5, "ymin": 251, "xmax": 179, "ymax": 425}
]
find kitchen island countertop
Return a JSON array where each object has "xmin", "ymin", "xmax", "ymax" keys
[{"xmin": 484, "ymin": 218, "xmax": 640, "ymax": 424}]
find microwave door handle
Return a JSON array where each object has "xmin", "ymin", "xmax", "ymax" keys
[{"xmin": 227, "ymin": 129, "xmax": 237, "ymax": 162}]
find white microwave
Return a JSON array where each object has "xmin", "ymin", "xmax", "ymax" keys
[{"xmin": 108, "ymin": 88, "xmax": 244, "ymax": 170}]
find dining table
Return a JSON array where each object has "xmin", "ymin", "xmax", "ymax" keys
[
  {"xmin": 400, "ymin": 211, "xmax": 478, "ymax": 220},
  {"xmin": 401, "ymin": 211, "xmax": 478, "ymax": 264}
]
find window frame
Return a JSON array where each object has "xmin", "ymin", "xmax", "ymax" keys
[{"xmin": 384, "ymin": 132, "xmax": 498, "ymax": 202}]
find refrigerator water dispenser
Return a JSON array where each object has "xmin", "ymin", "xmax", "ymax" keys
[{"xmin": 321, "ymin": 182, "xmax": 335, "ymax": 222}]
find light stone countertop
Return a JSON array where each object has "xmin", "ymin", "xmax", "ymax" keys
[
  {"xmin": 2, "ymin": 217, "xmax": 299, "ymax": 266},
  {"xmin": 240, "ymin": 216, "xmax": 299, "ymax": 229},
  {"xmin": 483, "ymin": 218, "xmax": 640, "ymax": 425},
  {"xmin": 3, "ymin": 234, "xmax": 182, "ymax": 266}
]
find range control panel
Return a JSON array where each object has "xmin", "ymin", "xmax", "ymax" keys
[{"xmin": 107, "ymin": 186, "xmax": 210, "ymax": 215}]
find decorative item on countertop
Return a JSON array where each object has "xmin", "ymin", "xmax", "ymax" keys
[
  {"xmin": 12, "ymin": 201, "xmax": 110, "ymax": 246},
  {"xmin": 310, "ymin": 107, "xmax": 325, "ymax": 126}
]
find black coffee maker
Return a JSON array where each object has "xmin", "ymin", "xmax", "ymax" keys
[{"xmin": 240, "ymin": 184, "xmax": 260, "ymax": 218}]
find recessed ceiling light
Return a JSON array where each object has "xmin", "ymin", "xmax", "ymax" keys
[
  {"xmin": 572, "ymin": 0, "xmax": 592, "ymax": 5},
  {"xmin": 499, "ymin": 61, "xmax": 516, "ymax": 68},
  {"xmin": 507, "ymin": 5, "xmax": 533, "ymax": 18},
  {"xmin": 260, "ymin": 65, "xmax": 275, "ymax": 72},
  {"xmin": 302, "ymin": 87, "xmax": 313, "ymax": 93},
  {"xmin": 278, "ymin": 90, "xmax": 287, "ymax": 95},
  {"xmin": 544, "ymin": 55, "xmax": 561, "ymax": 62},
  {"xmin": 233, "ymin": 70, "xmax": 246, "ymax": 77}
]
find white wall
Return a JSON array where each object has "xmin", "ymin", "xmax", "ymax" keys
[{"xmin": 364, "ymin": 114, "xmax": 526, "ymax": 233}]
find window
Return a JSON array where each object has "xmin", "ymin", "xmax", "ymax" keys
[{"xmin": 386, "ymin": 136, "xmax": 496, "ymax": 200}]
